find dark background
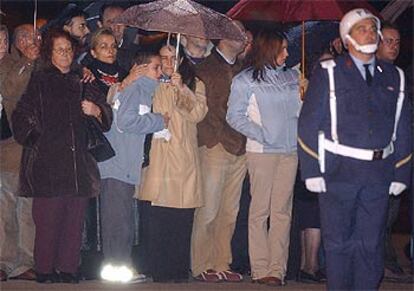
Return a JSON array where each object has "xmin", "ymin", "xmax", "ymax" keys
[{"xmin": 0, "ymin": 0, "xmax": 412, "ymax": 68}]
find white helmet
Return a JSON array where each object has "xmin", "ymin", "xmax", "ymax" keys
[{"xmin": 340, "ymin": 8, "xmax": 381, "ymax": 53}]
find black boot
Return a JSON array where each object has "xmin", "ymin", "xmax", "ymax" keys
[
  {"xmin": 35, "ymin": 272, "xmax": 60, "ymax": 283},
  {"xmin": 59, "ymin": 272, "xmax": 80, "ymax": 284}
]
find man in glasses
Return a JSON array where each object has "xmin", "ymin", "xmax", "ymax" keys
[{"xmin": 0, "ymin": 23, "xmax": 41, "ymax": 282}]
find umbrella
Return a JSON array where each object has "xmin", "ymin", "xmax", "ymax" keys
[
  {"xmin": 115, "ymin": 0, "xmax": 246, "ymax": 71},
  {"xmin": 115, "ymin": 0, "xmax": 246, "ymax": 41},
  {"xmin": 285, "ymin": 21, "xmax": 340, "ymax": 68},
  {"xmin": 228, "ymin": 0, "xmax": 380, "ymax": 94}
]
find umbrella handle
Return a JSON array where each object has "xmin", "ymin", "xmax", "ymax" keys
[{"xmin": 174, "ymin": 33, "xmax": 181, "ymax": 73}]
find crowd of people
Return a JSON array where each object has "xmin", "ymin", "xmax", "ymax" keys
[{"xmin": 0, "ymin": 2, "xmax": 412, "ymax": 290}]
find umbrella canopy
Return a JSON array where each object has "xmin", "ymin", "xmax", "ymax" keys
[
  {"xmin": 114, "ymin": 0, "xmax": 246, "ymax": 41},
  {"xmin": 285, "ymin": 21, "xmax": 340, "ymax": 67},
  {"xmin": 227, "ymin": 0, "xmax": 380, "ymax": 22}
]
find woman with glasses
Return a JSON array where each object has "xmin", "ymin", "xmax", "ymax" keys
[{"xmin": 11, "ymin": 29, "xmax": 112, "ymax": 284}]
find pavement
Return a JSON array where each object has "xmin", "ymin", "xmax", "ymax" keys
[{"xmin": 0, "ymin": 235, "xmax": 412, "ymax": 291}]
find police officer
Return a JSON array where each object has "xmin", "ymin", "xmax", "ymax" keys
[{"xmin": 298, "ymin": 9, "xmax": 411, "ymax": 291}]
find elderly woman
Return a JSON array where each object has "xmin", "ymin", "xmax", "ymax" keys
[
  {"xmin": 227, "ymin": 30, "xmax": 304, "ymax": 286},
  {"xmin": 11, "ymin": 29, "xmax": 112, "ymax": 284},
  {"xmin": 140, "ymin": 42, "xmax": 207, "ymax": 283}
]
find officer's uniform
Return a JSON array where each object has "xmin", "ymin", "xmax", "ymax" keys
[{"xmin": 298, "ymin": 53, "xmax": 412, "ymax": 290}]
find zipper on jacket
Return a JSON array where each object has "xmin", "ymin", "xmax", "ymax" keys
[{"xmin": 68, "ymin": 101, "xmax": 79, "ymax": 194}]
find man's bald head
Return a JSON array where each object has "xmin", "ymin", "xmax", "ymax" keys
[{"xmin": 13, "ymin": 24, "xmax": 41, "ymax": 61}]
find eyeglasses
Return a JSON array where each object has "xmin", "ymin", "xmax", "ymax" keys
[{"xmin": 53, "ymin": 47, "xmax": 73, "ymax": 56}]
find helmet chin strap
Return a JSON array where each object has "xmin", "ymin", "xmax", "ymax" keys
[{"xmin": 345, "ymin": 32, "xmax": 382, "ymax": 54}]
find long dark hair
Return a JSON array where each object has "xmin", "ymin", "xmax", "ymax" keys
[{"xmin": 249, "ymin": 30, "xmax": 286, "ymax": 82}]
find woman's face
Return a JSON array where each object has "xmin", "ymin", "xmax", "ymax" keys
[
  {"xmin": 91, "ymin": 34, "xmax": 117, "ymax": 64},
  {"xmin": 276, "ymin": 39, "xmax": 289, "ymax": 66},
  {"xmin": 0, "ymin": 30, "xmax": 9, "ymax": 61},
  {"xmin": 51, "ymin": 37, "xmax": 74, "ymax": 73},
  {"xmin": 160, "ymin": 45, "xmax": 177, "ymax": 77}
]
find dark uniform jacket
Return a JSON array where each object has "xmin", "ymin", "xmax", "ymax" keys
[
  {"xmin": 11, "ymin": 66, "xmax": 113, "ymax": 198},
  {"xmin": 298, "ymin": 54, "xmax": 412, "ymax": 186}
]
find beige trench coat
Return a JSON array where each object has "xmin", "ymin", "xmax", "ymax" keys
[{"xmin": 139, "ymin": 78, "xmax": 208, "ymax": 208}]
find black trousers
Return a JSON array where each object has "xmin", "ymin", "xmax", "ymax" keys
[{"xmin": 149, "ymin": 205, "xmax": 194, "ymax": 282}]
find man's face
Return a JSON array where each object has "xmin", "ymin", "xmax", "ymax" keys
[
  {"xmin": 144, "ymin": 56, "xmax": 162, "ymax": 80},
  {"xmin": 185, "ymin": 36, "xmax": 209, "ymax": 50},
  {"xmin": 377, "ymin": 28, "xmax": 400, "ymax": 63},
  {"xmin": 0, "ymin": 30, "xmax": 8, "ymax": 60},
  {"xmin": 17, "ymin": 26, "xmax": 41, "ymax": 61},
  {"xmin": 64, "ymin": 16, "xmax": 90, "ymax": 44},
  {"xmin": 101, "ymin": 7, "xmax": 125, "ymax": 43},
  {"xmin": 349, "ymin": 18, "xmax": 378, "ymax": 48}
]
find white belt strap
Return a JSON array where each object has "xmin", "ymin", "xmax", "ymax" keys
[
  {"xmin": 317, "ymin": 60, "xmax": 402, "ymax": 166},
  {"xmin": 320, "ymin": 60, "xmax": 338, "ymax": 143},
  {"xmin": 393, "ymin": 66, "xmax": 405, "ymax": 142},
  {"xmin": 324, "ymin": 138, "xmax": 394, "ymax": 161}
]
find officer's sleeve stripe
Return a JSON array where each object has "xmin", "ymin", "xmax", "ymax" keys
[
  {"xmin": 395, "ymin": 153, "xmax": 412, "ymax": 169},
  {"xmin": 298, "ymin": 137, "xmax": 319, "ymax": 160}
]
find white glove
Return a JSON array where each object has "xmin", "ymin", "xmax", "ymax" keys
[
  {"xmin": 389, "ymin": 182, "xmax": 406, "ymax": 196},
  {"xmin": 305, "ymin": 177, "xmax": 327, "ymax": 193}
]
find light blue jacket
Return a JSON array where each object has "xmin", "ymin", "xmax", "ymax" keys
[
  {"xmin": 227, "ymin": 66, "xmax": 301, "ymax": 154},
  {"xmin": 98, "ymin": 76, "xmax": 164, "ymax": 185}
]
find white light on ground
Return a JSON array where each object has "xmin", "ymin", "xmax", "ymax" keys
[{"xmin": 100, "ymin": 264, "xmax": 133, "ymax": 283}]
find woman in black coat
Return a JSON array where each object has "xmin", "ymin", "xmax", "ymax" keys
[{"xmin": 12, "ymin": 29, "xmax": 112, "ymax": 284}]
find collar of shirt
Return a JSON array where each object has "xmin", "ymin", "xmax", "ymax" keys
[
  {"xmin": 118, "ymin": 38, "xmax": 124, "ymax": 48},
  {"xmin": 349, "ymin": 53, "xmax": 375, "ymax": 80},
  {"xmin": 215, "ymin": 47, "xmax": 236, "ymax": 65}
]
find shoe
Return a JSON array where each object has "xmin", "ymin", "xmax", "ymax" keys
[
  {"xmin": 129, "ymin": 272, "xmax": 147, "ymax": 284},
  {"xmin": 298, "ymin": 270, "xmax": 322, "ymax": 283},
  {"xmin": 35, "ymin": 272, "xmax": 60, "ymax": 283},
  {"xmin": 315, "ymin": 270, "xmax": 327, "ymax": 282},
  {"xmin": 216, "ymin": 270, "xmax": 243, "ymax": 282},
  {"xmin": 59, "ymin": 272, "xmax": 79, "ymax": 284},
  {"xmin": 194, "ymin": 269, "xmax": 223, "ymax": 283},
  {"xmin": 0, "ymin": 270, "xmax": 7, "ymax": 281},
  {"xmin": 252, "ymin": 276, "xmax": 283, "ymax": 286},
  {"xmin": 9, "ymin": 268, "xmax": 36, "ymax": 280},
  {"xmin": 383, "ymin": 268, "xmax": 413, "ymax": 283}
]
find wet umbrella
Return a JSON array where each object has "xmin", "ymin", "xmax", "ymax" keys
[
  {"xmin": 228, "ymin": 0, "xmax": 379, "ymax": 94},
  {"xmin": 114, "ymin": 0, "xmax": 246, "ymax": 71},
  {"xmin": 285, "ymin": 21, "xmax": 340, "ymax": 68}
]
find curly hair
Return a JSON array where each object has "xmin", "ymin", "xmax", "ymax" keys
[{"xmin": 41, "ymin": 28, "xmax": 76, "ymax": 66}]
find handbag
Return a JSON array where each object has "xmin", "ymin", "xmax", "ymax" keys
[{"xmin": 82, "ymin": 84, "xmax": 115, "ymax": 162}]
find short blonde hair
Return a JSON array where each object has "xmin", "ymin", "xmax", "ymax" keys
[{"xmin": 90, "ymin": 27, "xmax": 115, "ymax": 50}]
